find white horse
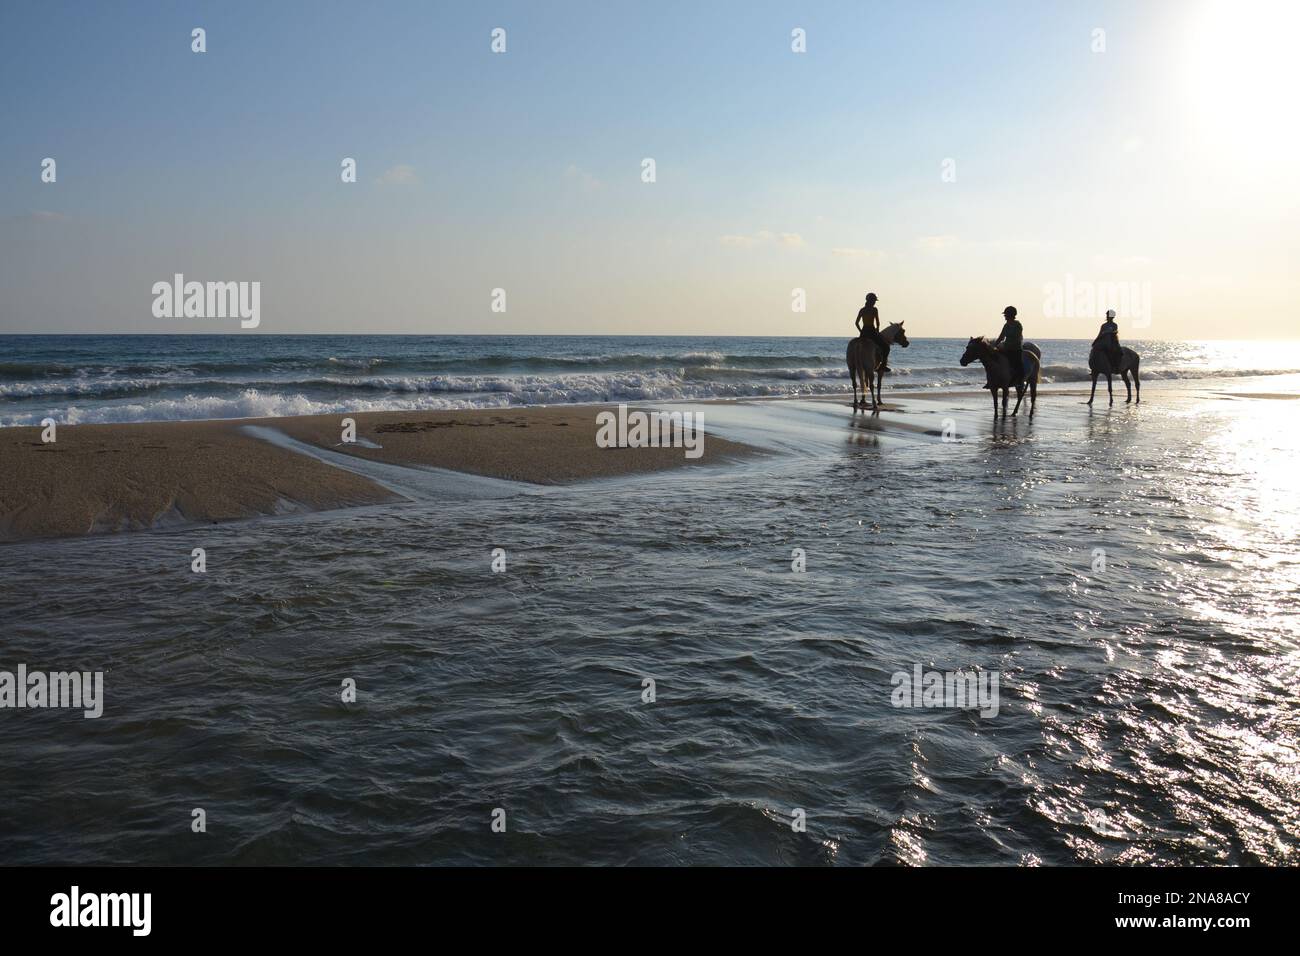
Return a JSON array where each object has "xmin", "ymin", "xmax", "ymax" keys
[{"xmin": 846, "ymin": 322, "xmax": 910, "ymax": 411}]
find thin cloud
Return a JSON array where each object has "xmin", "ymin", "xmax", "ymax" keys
[
  {"xmin": 986, "ymin": 238, "xmax": 1045, "ymax": 251},
  {"xmin": 917, "ymin": 236, "xmax": 1048, "ymax": 253},
  {"xmin": 1091, "ymin": 253, "xmax": 1154, "ymax": 269},
  {"xmin": 719, "ymin": 230, "xmax": 805, "ymax": 249},
  {"xmin": 831, "ymin": 247, "xmax": 883, "ymax": 258},
  {"xmin": 12, "ymin": 210, "xmax": 69, "ymax": 222},
  {"xmin": 375, "ymin": 164, "xmax": 419, "ymax": 186},
  {"xmin": 915, "ymin": 235, "xmax": 959, "ymax": 252},
  {"xmin": 564, "ymin": 164, "xmax": 604, "ymax": 192}
]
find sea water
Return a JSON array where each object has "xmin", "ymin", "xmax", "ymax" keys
[
  {"xmin": 1, "ymin": 336, "xmax": 1298, "ymax": 864},
  {"xmin": 4, "ymin": 333, "xmax": 1300, "ymax": 425}
]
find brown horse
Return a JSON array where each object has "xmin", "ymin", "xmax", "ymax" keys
[
  {"xmin": 1087, "ymin": 345, "xmax": 1141, "ymax": 405},
  {"xmin": 959, "ymin": 337, "xmax": 1042, "ymax": 416},
  {"xmin": 846, "ymin": 321, "xmax": 909, "ymax": 411}
]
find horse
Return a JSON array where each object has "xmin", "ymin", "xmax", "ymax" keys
[
  {"xmin": 959, "ymin": 337, "xmax": 1042, "ymax": 416},
  {"xmin": 846, "ymin": 321, "xmax": 910, "ymax": 411},
  {"xmin": 1087, "ymin": 345, "xmax": 1141, "ymax": 405}
]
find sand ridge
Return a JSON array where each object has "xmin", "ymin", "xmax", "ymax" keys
[{"xmin": 0, "ymin": 404, "xmax": 758, "ymax": 542}]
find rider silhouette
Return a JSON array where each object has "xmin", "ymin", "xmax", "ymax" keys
[
  {"xmin": 1093, "ymin": 309, "xmax": 1123, "ymax": 370},
  {"xmin": 994, "ymin": 306, "xmax": 1024, "ymax": 384},
  {"xmin": 855, "ymin": 293, "xmax": 891, "ymax": 372}
]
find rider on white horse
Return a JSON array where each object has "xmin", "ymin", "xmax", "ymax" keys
[{"xmin": 854, "ymin": 293, "xmax": 891, "ymax": 372}]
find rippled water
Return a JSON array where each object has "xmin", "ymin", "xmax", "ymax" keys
[
  {"xmin": 5, "ymin": 333, "xmax": 1300, "ymax": 425},
  {"xmin": 1, "ymin": 385, "xmax": 1298, "ymax": 864}
]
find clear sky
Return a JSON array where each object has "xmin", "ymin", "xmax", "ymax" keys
[{"xmin": 1, "ymin": 0, "xmax": 1296, "ymax": 339}]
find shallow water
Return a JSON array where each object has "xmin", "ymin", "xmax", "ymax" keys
[{"xmin": 1, "ymin": 385, "xmax": 1298, "ymax": 865}]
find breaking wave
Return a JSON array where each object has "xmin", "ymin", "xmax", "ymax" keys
[{"xmin": 3, "ymin": 334, "xmax": 1299, "ymax": 426}]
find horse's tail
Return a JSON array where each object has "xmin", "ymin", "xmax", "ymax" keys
[{"xmin": 1027, "ymin": 350, "xmax": 1041, "ymax": 384}]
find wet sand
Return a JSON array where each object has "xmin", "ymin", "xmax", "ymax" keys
[
  {"xmin": 0, "ymin": 419, "xmax": 400, "ymax": 542},
  {"xmin": 7, "ymin": 381, "xmax": 1291, "ymax": 543},
  {"xmin": 0, "ymin": 405, "xmax": 755, "ymax": 542},
  {"xmin": 262, "ymin": 406, "xmax": 753, "ymax": 484}
]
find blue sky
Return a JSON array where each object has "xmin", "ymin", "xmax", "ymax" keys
[{"xmin": 2, "ymin": 0, "xmax": 1296, "ymax": 338}]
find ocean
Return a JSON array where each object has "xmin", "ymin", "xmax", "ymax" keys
[
  {"xmin": 4, "ymin": 333, "xmax": 1300, "ymax": 425},
  {"xmin": 2, "ymin": 335, "xmax": 1299, "ymax": 864}
]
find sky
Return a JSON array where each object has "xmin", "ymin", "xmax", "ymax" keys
[{"xmin": 1, "ymin": 0, "xmax": 1297, "ymax": 340}]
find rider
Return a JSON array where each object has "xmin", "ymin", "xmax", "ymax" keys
[
  {"xmin": 994, "ymin": 306, "xmax": 1024, "ymax": 384},
  {"xmin": 1093, "ymin": 309, "xmax": 1123, "ymax": 369},
  {"xmin": 855, "ymin": 293, "xmax": 891, "ymax": 372}
]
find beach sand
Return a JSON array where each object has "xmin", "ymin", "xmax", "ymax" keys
[
  {"xmin": 0, "ymin": 419, "xmax": 399, "ymax": 542},
  {"xmin": 263, "ymin": 406, "xmax": 753, "ymax": 484},
  {"xmin": 9, "ymin": 383, "xmax": 1273, "ymax": 543},
  {"xmin": 0, "ymin": 405, "xmax": 755, "ymax": 542}
]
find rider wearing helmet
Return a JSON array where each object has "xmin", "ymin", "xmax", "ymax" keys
[
  {"xmin": 994, "ymin": 305, "xmax": 1024, "ymax": 384},
  {"xmin": 1093, "ymin": 309, "xmax": 1123, "ymax": 370}
]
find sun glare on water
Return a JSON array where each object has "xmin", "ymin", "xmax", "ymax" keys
[{"xmin": 1183, "ymin": 0, "xmax": 1300, "ymax": 170}]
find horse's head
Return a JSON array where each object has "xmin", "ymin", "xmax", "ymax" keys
[
  {"xmin": 959, "ymin": 336, "xmax": 983, "ymax": 367},
  {"xmin": 886, "ymin": 321, "xmax": 910, "ymax": 348}
]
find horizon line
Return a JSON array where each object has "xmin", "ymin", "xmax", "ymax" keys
[{"xmin": 0, "ymin": 331, "xmax": 1297, "ymax": 344}]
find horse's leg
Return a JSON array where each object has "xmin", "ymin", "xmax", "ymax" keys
[
  {"xmin": 1001, "ymin": 387, "xmax": 1009, "ymax": 417},
  {"xmin": 875, "ymin": 367, "xmax": 884, "ymax": 412},
  {"xmin": 1011, "ymin": 385, "xmax": 1024, "ymax": 416},
  {"xmin": 1107, "ymin": 373, "xmax": 1114, "ymax": 405},
  {"xmin": 1122, "ymin": 370, "xmax": 1132, "ymax": 403},
  {"xmin": 991, "ymin": 387, "xmax": 999, "ymax": 415},
  {"xmin": 1133, "ymin": 366, "xmax": 1140, "ymax": 404},
  {"xmin": 1029, "ymin": 377, "xmax": 1037, "ymax": 416},
  {"xmin": 873, "ymin": 348, "xmax": 883, "ymax": 410},
  {"xmin": 1087, "ymin": 373, "xmax": 1097, "ymax": 405}
]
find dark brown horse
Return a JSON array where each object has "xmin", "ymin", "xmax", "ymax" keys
[
  {"xmin": 1087, "ymin": 345, "xmax": 1141, "ymax": 405},
  {"xmin": 959, "ymin": 337, "xmax": 1042, "ymax": 416}
]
